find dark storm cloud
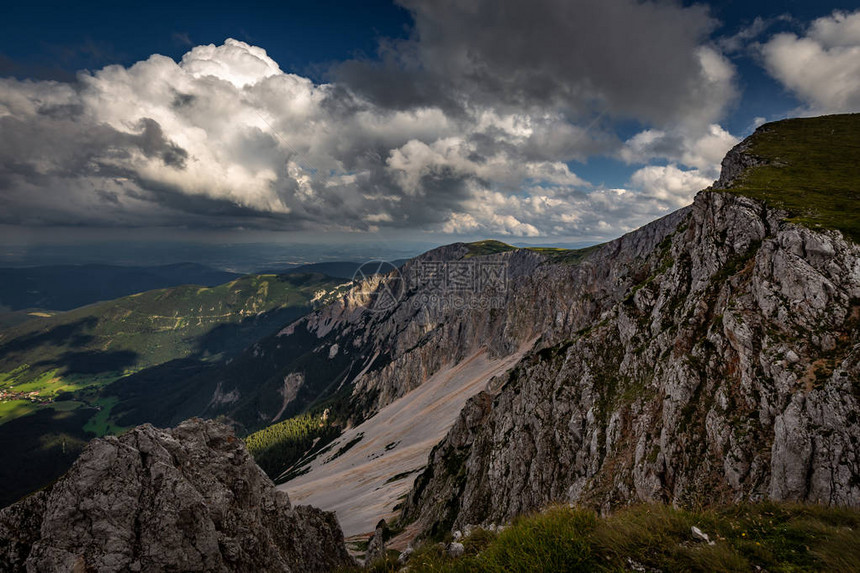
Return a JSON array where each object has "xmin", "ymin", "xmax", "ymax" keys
[
  {"xmin": 336, "ymin": 0, "xmax": 721, "ymax": 124},
  {"xmin": 0, "ymin": 113, "xmax": 187, "ymax": 182}
]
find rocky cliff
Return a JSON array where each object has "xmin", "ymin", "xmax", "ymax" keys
[
  {"xmin": 266, "ymin": 192, "xmax": 692, "ymax": 536},
  {"xmin": 207, "ymin": 200, "xmax": 689, "ymax": 433},
  {"xmin": 401, "ymin": 121, "xmax": 860, "ymax": 537},
  {"xmin": 0, "ymin": 418, "xmax": 352, "ymax": 572}
]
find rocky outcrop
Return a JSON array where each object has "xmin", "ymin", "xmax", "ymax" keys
[
  {"xmin": 402, "ymin": 186, "xmax": 860, "ymax": 536},
  {"xmin": 712, "ymin": 137, "xmax": 767, "ymax": 190},
  {"xmin": 0, "ymin": 418, "xmax": 352, "ymax": 572},
  {"xmin": 364, "ymin": 519, "xmax": 387, "ymax": 566}
]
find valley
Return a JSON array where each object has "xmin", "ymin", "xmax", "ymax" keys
[{"xmin": 0, "ymin": 272, "xmax": 349, "ymax": 506}]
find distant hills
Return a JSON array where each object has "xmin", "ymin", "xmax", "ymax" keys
[
  {"xmin": 0, "ymin": 263, "xmax": 240, "ymax": 311},
  {"xmin": 0, "ymin": 260, "xmax": 411, "ymax": 314},
  {"xmin": 277, "ymin": 259, "xmax": 410, "ymax": 280}
]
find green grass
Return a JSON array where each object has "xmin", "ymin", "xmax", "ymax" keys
[
  {"xmin": 463, "ymin": 240, "xmax": 601, "ymax": 265},
  {"xmin": 82, "ymin": 396, "xmax": 127, "ymax": 435},
  {"xmin": 464, "ymin": 240, "xmax": 519, "ymax": 257},
  {"xmin": 725, "ymin": 113, "xmax": 860, "ymax": 243},
  {"xmin": 0, "ymin": 399, "xmax": 38, "ymax": 425},
  {"xmin": 353, "ymin": 503, "xmax": 860, "ymax": 573},
  {"xmin": 6, "ymin": 369, "xmax": 62, "ymax": 394},
  {"xmin": 526, "ymin": 244, "xmax": 602, "ymax": 264},
  {"xmin": 48, "ymin": 400, "xmax": 86, "ymax": 412}
]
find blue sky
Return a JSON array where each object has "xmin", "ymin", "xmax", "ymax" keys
[
  {"xmin": 0, "ymin": 1, "xmax": 415, "ymax": 84},
  {"xmin": 1, "ymin": 0, "xmax": 859, "ymax": 264}
]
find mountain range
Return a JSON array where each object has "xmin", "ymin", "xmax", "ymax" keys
[{"xmin": 0, "ymin": 113, "xmax": 859, "ymax": 571}]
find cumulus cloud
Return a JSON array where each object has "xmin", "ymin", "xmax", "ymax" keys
[
  {"xmin": 628, "ymin": 165, "xmax": 715, "ymax": 209},
  {"xmin": 0, "ymin": 0, "xmax": 744, "ymax": 241},
  {"xmin": 615, "ymin": 121, "xmax": 738, "ymax": 220},
  {"xmin": 620, "ymin": 124, "xmax": 739, "ymax": 175},
  {"xmin": 761, "ymin": 10, "xmax": 860, "ymax": 113},
  {"xmin": 180, "ymin": 39, "xmax": 282, "ymax": 87},
  {"xmin": 437, "ymin": 183, "xmax": 689, "ymax": 241},
  {"xmin": 0, "ymin": 40, "xmax": 454, "ymax": 230}
]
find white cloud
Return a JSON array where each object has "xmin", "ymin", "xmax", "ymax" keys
[
  {"xmin": 685, "ymin": 47, "xmax": 739, "ymax": 131},
  {"xmin": 435, "ymin": 162, "xmax": 712, "ymax": 242},
  {"xmin": 761, "ymin": 10, "xmax": 860, "ymax": 113},
  {"xmin": 628, "ymin": 165, "xmax": 714, "ymax": 208},
  {"xmin": 181, "ymin": 39, "xmax": 283, "ymax": 87},
  {"xmin": 679, "ymin": 124, "xmax": 739, "ymax": 172},
  {"xmin": 809, "ymin": 10, "xmax": 860, "ymax": 48},
  {"xmin": 0, "ymin": 32, "xmax": 730, "ymax": 240},
  {"xmin": 620, "ymin": 124, "xmax": 738, "ymax": 176}
]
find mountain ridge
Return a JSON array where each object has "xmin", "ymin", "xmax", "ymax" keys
[{"xmin": 401, "ymin": 182, "xmax": 860, "ymax": 537}]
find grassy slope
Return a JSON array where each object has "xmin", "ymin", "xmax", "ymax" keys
[
  {"xmin": 0, "ymin": 272, "xmax": 344, "ymax": 412},
  {"xmin": 359, "ymin": 503, "xmax": 860, "ymax": 573},
  {"xmin": 725, "ymin": 113, "xmax": 860, "ymax": 243}
]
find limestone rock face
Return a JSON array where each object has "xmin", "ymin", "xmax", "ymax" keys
[
  {"xmin": 0, "ymin": 419, "xmax": 352, "ymax": 572},
  {"xmin": 402, "ymin": 188, "xmax": 860, "ymax": 536}
]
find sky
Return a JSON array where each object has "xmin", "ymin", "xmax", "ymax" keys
[{"xmin": 1, "ymin": 0, "xmax": 860, "ymax": 265}]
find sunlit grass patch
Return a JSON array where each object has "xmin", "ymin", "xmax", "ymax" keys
[
  {"xmin": 725, "ymin": 113, "xmax": 860, "ymax": 243},
  {"xmin": 0, "ymin": 399, "xmax": 38, "ymax": 425}
]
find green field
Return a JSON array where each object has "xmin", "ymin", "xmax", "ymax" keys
[
  {"xmin": 725, "ymin": 113, "xmax": 860, "ymax": 243},
  {"xmin": 0, "ymin": 399, "xmax": 38, "ymax": 424}
]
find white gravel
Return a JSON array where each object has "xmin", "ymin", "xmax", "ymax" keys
[{"xmin": 280, "ymin": 346, "xmax": 528, "ymax": 536}]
